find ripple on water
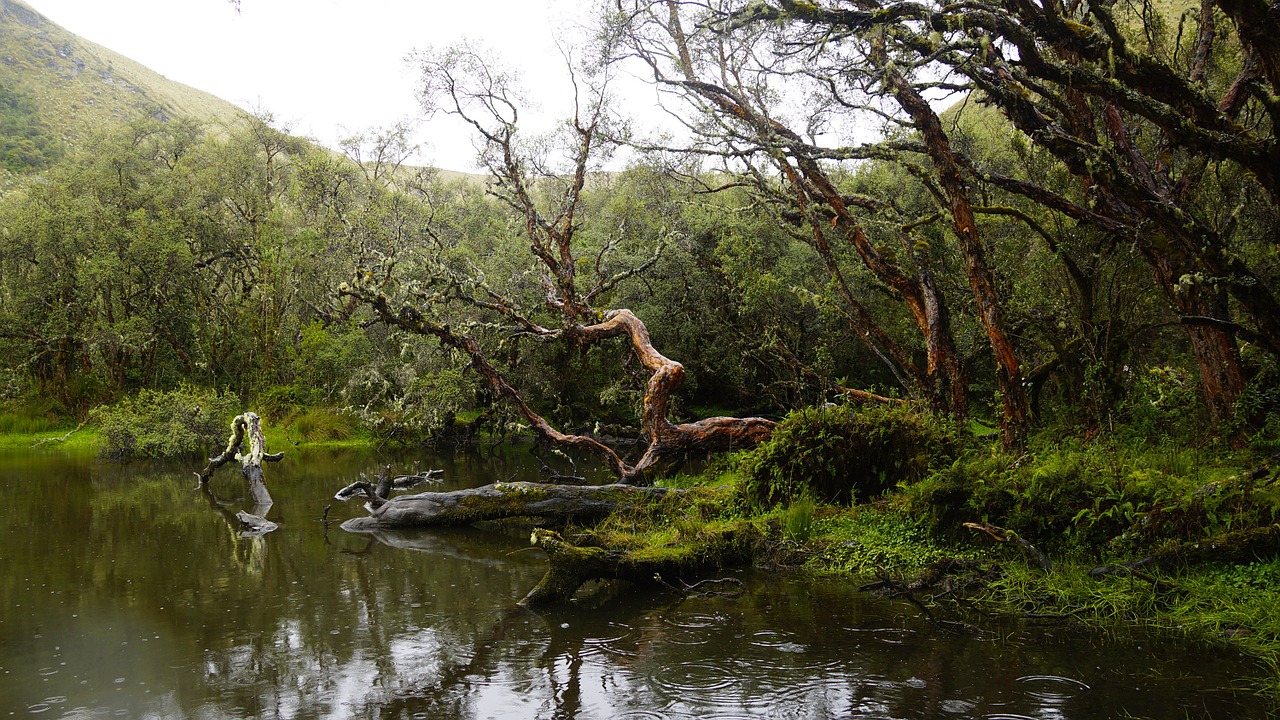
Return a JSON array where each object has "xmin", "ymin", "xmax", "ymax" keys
[
  {"xmin": 759, "ymin": 680, "xmax": 858, "ymax": 719},
  {"xmin": 940, "ymin": 699, "xmax": 978, "ymax": 714},
  {"xmin": 748, "ymin": 631, "xmax": 810, "ymax": 654},
  {"xmin": 581, "ymin": 622, "xmax": 639, "ymax": 660},
  {"xmin": 841, "ymin": 625, "xmax": 916, "ymax": 645},
  {"xmin": 649, "ymin": 658, "xmax": 743, "ymax": 701},
  {"xmin": 656, "ymin": 613, "xmax": 729, "ymax": 646},
  {"xmin": 732, "ymin": 639, "xmax": 848, "ymax": 678},
  {"xmin": 1015, "ymin": 674, "xmax": 1090, "ymax": 702}
]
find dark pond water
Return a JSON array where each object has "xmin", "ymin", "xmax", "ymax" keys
[{"xmin": 0, "ymin": 448, "xmax": 1270, "ymax": 719}]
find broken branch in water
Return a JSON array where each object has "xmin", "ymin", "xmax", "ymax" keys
[
  {"xmin": 333, "ymin": 465, "xmax": 444, "ymax": 507},
  {"xmin": 963, "ymin": 521, "xmax": 1053, "ymax": 571},
  {"xmin": 193, "ymin": 412, "xmax": 281, "ymax": 518}
]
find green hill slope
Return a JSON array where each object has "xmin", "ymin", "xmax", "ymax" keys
[{"xmin": 0, "ymin": 0, "xmax": 245, "ymax": 145}]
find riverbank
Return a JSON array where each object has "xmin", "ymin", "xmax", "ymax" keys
[
  {"xmin": 8, "ymin": 403, "xmax": 1280, "ymax": 701},
  {"xmin": 620, "ymin": 408, "xmax": 1280, "ymax": 701},
  {"xmin": 0, "ymin": 425, "xmax": 99, "ymax": 455}
]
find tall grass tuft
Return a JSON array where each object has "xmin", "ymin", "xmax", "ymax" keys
[{"xmin": 284, "ymin": 408, "xmax": 354, "ymax": 443}]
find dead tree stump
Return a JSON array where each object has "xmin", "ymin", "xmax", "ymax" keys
[{"xmin": 195, "ymin": 412, "xmax": 283, "ymax": 520}]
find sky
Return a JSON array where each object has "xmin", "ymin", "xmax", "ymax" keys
[{"xmin": 26, "ymin": 0, "xmax": 623, "ymax": 172}]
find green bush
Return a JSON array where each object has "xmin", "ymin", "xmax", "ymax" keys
[
  {"xmin": 904, "ymin": 450, "xmax": 1126, "ymax": 548},
  {"xmin": 743, "ymin": 403, "xmax": 962, "ymax": 507},
  {"xmin": 1121, "ymin": 366, "xmax": 1203, "ymax": 443},
  {"xmin": 94, "ymin": 386, "xmax": 241, "ymax": 460},
  {"xmin": 258, "ymin": 383, "xmax": 313, "ymax": 422}
]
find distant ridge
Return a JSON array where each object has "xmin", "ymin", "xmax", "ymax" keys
[
  {"xmin": 0, "ymin": 0, "xmax": 245, "ymax": 143},
  {"xmin": 0, "ymin": 0, "xmax": 488, "ymax": 181}
]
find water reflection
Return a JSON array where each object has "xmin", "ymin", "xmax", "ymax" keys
[{"xmin": 0, "ymin": 449, "xmax": 1269, "ymax": 719}]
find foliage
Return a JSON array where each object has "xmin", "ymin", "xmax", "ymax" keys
[
  {"xmin": 902, "ymin": 436, "xmax": 1280, "ymax": 557},
  {"xmin": 809, "ymin": 508, "xmax": 954, "ymax": 577},
  {"xmin": 781, "ymin": 495, "xmax": 817, "ymax": 542},
  {"xmin": 743, "ymin": 403, "xmax": 963, "ymax": 507},
  {"xmin": 1120, "ymin": 366, "xmax": 1205, "ymax": 443},
  {"xmin": 280, "ymin": 407, "xmax": 355, "ymax": 444},
  {"xmin": 93, "ymin": 385, "xmax": 241, "ymax": 460}
]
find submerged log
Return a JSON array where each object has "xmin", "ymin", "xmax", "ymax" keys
[
  {"xmin": 235, "ymin": 511, "xmax": 278, "ymax": 537},
  {"xmin": 340, "ymin": 481, "xmax": 678, "ymax": 531},
  {"xmin": 519, "ymin": 526, "xmax": 758, "ymax": 606}
]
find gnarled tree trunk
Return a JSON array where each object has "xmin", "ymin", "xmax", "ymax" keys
[{"xmin": 195, "ymin": 411, "xmax": 283, "ymax": 523}]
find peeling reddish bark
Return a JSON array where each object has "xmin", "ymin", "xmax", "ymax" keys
[{"xmin": 887, "ymin": 71, "xmax": 1028, "ymax": 446}]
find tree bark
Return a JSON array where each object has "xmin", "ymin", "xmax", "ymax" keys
[
  {"xmin": 887, "ymin": 70, "xmax": 1028, "ymax": 447},
  {"xmin": 350, "ymin": 289, "xmax": 775, "ymax": 485}
]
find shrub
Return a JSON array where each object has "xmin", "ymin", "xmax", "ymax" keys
[
  {"xmin": 1121, "ymin": 365, "xmax": 1203, "ymax": 443},
  {"xmin": 743, "ymin": 403, "xmax": 962, "ymax": 507},
  {"xmin": 94, "ymin": 386, "xmax": 241, "ymax": 460}
]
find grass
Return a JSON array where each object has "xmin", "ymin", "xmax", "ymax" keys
[{"xmin": 0, "ymin": 424, "xmax": 100, "ymax": 455}]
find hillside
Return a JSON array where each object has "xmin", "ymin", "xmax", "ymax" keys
[{"xmin": 0, "ymin": 0, "xmax": 245, "ymax": 145}]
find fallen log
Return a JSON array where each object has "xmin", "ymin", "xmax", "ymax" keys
[
  {"xmin": 340, "ymin": 481, "xmax": 678, "ymax": 531},
  {"xmin": 519, "ymin": 526, "xmax": 758, "ymax": 606},
  {"xmin": 1091, "ymin": 523, "xmax": 1280, "ymax": 577}
]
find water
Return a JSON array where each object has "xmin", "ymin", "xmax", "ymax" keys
[{"xmin": 0, "ymin": 448, "xmax": 1268, "ymax": 719}]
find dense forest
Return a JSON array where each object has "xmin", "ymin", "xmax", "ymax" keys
[{"xmin": 2, "ymin": 0, "xmax": 1277, "ymax": 459}]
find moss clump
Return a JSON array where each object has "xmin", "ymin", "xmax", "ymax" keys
[
  {"xmin": 903, "ymin": 440, "xmax": 1280, "ymax": 557},
  {"xmin": 743, "ymin": 403, "xmax": 962, "ymax": 507}
]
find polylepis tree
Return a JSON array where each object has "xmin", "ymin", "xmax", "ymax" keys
[
  {"xmin": 339, "ymin": 43, "xmax": 775, "ymax": 484},
  {"xmin": 669, "ymin": 0, "xmax": 1280, "ymax": 429},
  {"xmin": 612, "ymin": 0, "xmax": 1029, "ymax": 444}
]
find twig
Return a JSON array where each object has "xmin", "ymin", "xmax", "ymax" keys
[
  {"xmin": 963, "ymin": 521, "xmax": 1053, "ymax": 571},
  {"xmin": 653, "ymin": 574, "xmax": 746, "ymax": 599}
]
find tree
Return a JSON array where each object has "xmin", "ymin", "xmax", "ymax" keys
[
  {"xmin": 611, "ymin": 1, "xmax": 1039, "ymax": 444},
  {"xmin": 0, "ymin": 118, "xmax": 206, "ymax": 408},
  {"xmin": 651, "ymin": 0, "xmax": 1280, "ymax": 428},
  {"xmin": 340, "ymin": 43, "xmax": 774, "ymax": 483}
]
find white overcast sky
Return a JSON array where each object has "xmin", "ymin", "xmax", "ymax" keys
[{"xmin": 26, "ymin": 0, "xmax": 629, "ymax": 172}]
